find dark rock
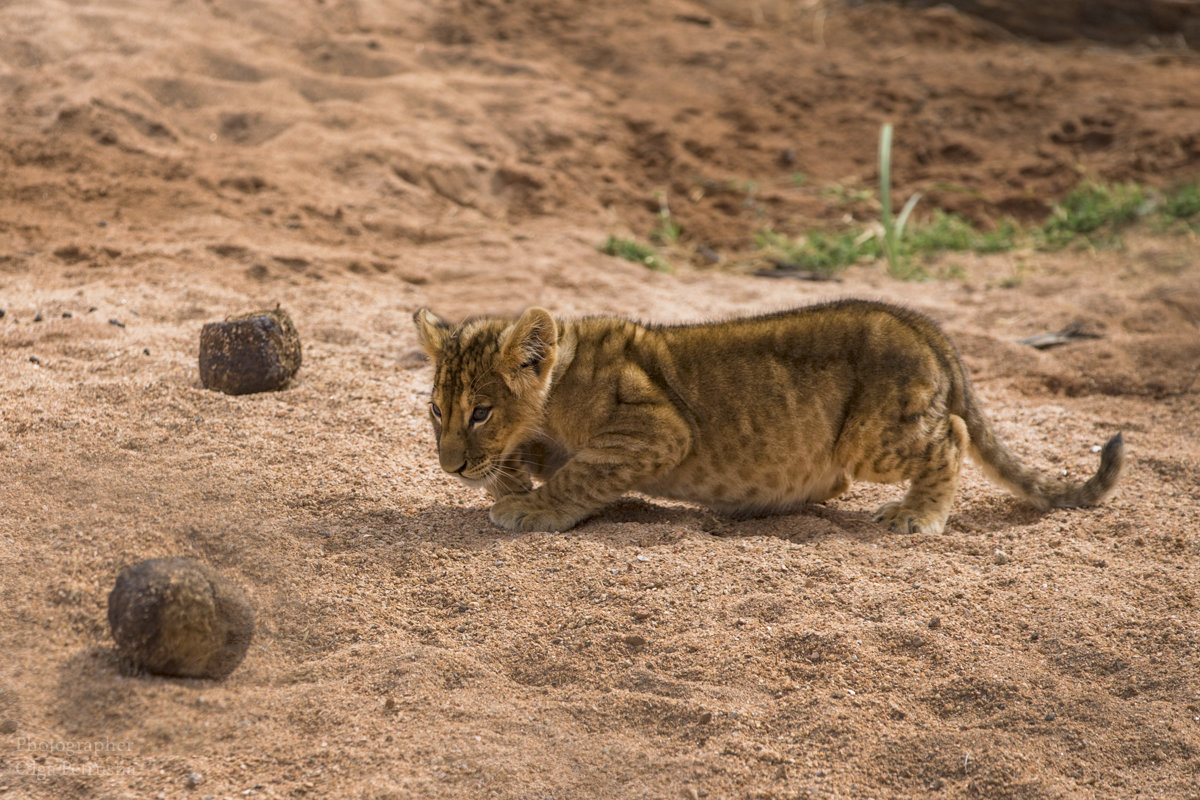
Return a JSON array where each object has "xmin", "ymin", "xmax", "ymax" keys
[
  {"xmin": 107, "ymin": 557, "xmax": 254, "ymax": 680},
  {"xmin": 199, "ymin": 307, "xmax": 301, "ymax": 395}
]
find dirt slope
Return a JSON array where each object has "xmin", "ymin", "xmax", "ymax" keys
[{"xmin": 2, "ymin": 2, "xmax": 1199, "ymax": 798}]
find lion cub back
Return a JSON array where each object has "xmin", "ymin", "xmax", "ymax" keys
[{"xmin": 627, "ymin": 300, "xmax": 964, "ymax": 512}]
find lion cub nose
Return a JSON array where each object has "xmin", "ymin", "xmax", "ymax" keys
[{"xmin": 440, "ymin": 456, "xmax": 467, "ymax": 475}]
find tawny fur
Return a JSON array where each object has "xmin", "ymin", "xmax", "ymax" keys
[{"xmin": 413, "ymin": 300, "xmax": 1125, "ymax": 534}]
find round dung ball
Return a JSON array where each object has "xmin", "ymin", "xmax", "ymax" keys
[{"xmin": 107, "ymin": 557, "xmax": 254, "ymax": 679}]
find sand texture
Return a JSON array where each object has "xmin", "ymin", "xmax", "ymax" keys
[{"xmin": 2, "ymin": 1, "xmax": 1199, "ymax": 798}]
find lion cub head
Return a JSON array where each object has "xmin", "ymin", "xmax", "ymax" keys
[{"xmin": 413, "ymin": 307, "xmax": 557, "ymax": 487}]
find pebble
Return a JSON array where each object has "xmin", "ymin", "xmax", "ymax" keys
[
  {"xmin": 1045, "ymin": 711, "xmax": 1057, "ymax": 722},
  {"xmin": 697, "ymin": 710, "xmax": 712, "ymax": 725},
  {"xmin": 108, "ymin": 557, "xmax": 254, "ymax": 679},
  {"xmin": 33, "ymin": 312, "xmax": 42, "ymax": 323},
  {"xmin": 928, "ymin": 615, "xmax": 942, "ymax": 630},
  {"xmin": 199, "ymin": 307, "xmax": 302, "ymax": 395},
  {"xmin": 109, "ymin": 318, "xmax": 125, "ymax": 328},
  {"xmin": 994, "ymin": 549, "xmax": 1012, "ymax": 565},
  {"xmin": 185, "ymin": 773, "xmax": 203, "ymax": 788},
  {"xmin": 622, "ymin": 633, "xmax": 647, "ymax": 649}
]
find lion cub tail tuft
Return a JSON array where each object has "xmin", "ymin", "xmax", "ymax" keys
[{"xmin": 964, "ymin": 392, "xmax": 1125, "ymax": 510}]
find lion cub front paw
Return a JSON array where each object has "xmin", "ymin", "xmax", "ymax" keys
[
  {"xmin": 489, "ymin": 493, "xmax": 582, "ymax": 532},
  {"xmin": 873, "ymin": 501, "xmax": 947, "ymax": 535}
]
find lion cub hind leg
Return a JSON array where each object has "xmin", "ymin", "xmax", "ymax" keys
[{"xmin": 873, "ymin": 414, "xmax": 969, "ymax": 535}]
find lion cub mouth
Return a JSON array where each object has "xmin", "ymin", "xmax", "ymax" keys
[{"xmin": 454, "ymin": 459, "xmax": 500, "ymax": 489}]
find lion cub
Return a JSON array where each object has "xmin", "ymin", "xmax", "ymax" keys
[{"xmin": 413, "ymin": 300, "xmax": 1124, "ymax": 533}]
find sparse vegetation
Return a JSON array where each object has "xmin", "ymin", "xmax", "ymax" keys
[
  {"xmin": 1038, "ymin": 180, "xmax": 1151, "ymax": 248},
  {"xmin": 878, "ymin": 123, "xmax": 923, "ymax": 278},
  {"xmin": 1164, "ymin": 182, "xmax": 1200, "ymax": 219},
  {"xmin": 755, "ymin": 228, "xmax": 880, "ymax": 274},
  {"xmin": 907, "ymin": 210, "xmax": 1018, "ymax": 255},
  {"xmin": 650, "ymin": 193, "xmax": 682, "ymax": 245},
  {"xmin": 600, "ymin": 235, "xmax": 670, "ymax": 272},
  {"xmin": 609, "ymin": 168, "xmax": 1198, "ymax": 281}
]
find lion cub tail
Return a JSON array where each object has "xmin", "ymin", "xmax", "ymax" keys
[{"xmin": 962, "ymin": 388, "xmax": 1125, "ymax": 510}]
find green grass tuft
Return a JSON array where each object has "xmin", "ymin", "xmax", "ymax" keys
[
  {"xmin": 878, "ymin": 123, "xmax": 923, "ymax": 278},
  {"xmin": 600, "ymin": 236, "xmax": 670, "ymax": 272},
  {"xmin": 755, "ymin": 229, "xmax": 880, "ymax": 274},
  {"xmin": 1164, "ymin": 182, "xmax": 1200, "ymax": 219},
  {"xmin": 907, "ymin": 211, "xmax": 1017, "ymax": 255},
  {"xmin": 1039, "ymin": 181, "xmax": 1150, "ymax": 248}
]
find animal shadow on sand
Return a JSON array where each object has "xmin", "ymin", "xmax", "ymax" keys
[{"xmin": 338, "ymin": 495, "xmax": 885, "ymax": 552}]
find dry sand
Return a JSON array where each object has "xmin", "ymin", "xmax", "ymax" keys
[{"xmin": 2, "ymin": 1, "xmax": 1199, "ymax": 798}]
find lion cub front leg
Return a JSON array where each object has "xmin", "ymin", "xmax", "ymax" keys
[
  {"xmin": 490, "ymin": 420, "xmax": 690, "ymax": 532},
  {"xmin": 488, "ymin": 448, "xmax": 669, "ymax": 532}
]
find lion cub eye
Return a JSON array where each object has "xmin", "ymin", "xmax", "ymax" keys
[
  {"xmin": 469, "ymin": 406, "xmax": 492, "ymax": 425},
  {"xmin": 430, "ymin": 402, "xmax": 442, "ymax": 420}
]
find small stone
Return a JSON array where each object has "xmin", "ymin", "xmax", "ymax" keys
[
  {"xmin": 143, "ymin": 348, "xmax": 151, "ymax": 356},
  {"xmin": 28, "ymin": 356, "xmax": 39, "ymax": 365},
  {"xmin": 185, "ymin": 773, "xmax": 203, "ymax": 788},
  {"xmin": 697, "ymin": 710, "xmax": 712, "ymax": 725},
  {"xmin": 62, "ymin": 312, "xmax": 72, "ymax": 319},
  {"xmin": 622, "ymin": 633, "xmax": 647, "ymax": 649},
  {"xmin": 695, "ymin": 244, "xmax": 722, "ymax": 264},
  {"xmin": 994, "ymin": 549, "xmax": 1011, "ymax": 565},
  {"xmin": 33, "ymin": 312, "xmax": 43, "ymax": 323},
  {"xmin": 0, "ymin": 309, "xmax": 5, "ymax": 319},
  {"xmin": 1044, "ymin": 711, "xmax": 1057, "ymax": 721},
  {"xmin": 928, "ymin": 615, "xmax": 942, "ymax": 630},
  {"xmin": 199, "ymin": 307, "xmax": 302, "ymax": 395},
  {"xmin": 108, "ymin": 557, "xmax": 254, "ymax": 679},
  {"xmin": 109, "ymin": 318, "xmax": 125, "ymax": 328}
]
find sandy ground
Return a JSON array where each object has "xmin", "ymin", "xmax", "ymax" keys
[{"xmin": 2, "ymin": 1, "xmax": 1200, "ymax": 798}]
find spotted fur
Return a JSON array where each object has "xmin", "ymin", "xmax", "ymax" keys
[{"xmin": 413, "ymin": 300, "xmax": 1124, "ymax": 533}]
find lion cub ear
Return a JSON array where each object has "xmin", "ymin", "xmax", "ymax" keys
[
  {"xmin": 500, "ymin": 307, "xmax": 557, "ymax": 379},
  {"xmin": 413, "ymin": 308, "xmax": 450, "ymax": 359}
]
